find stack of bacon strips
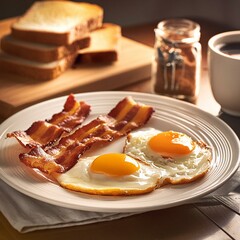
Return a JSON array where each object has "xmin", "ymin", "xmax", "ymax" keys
[
  {"xmin": 7, "ymin": 94, "xmax": 91, "ymax": 148},
  {"xmin": 8, "ymin": 95, "xmax": 154, "ymax": 175}
]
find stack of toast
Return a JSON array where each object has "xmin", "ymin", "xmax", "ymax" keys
[{"xmin": 0, "ymin": 1, "xmax": 121, "ymax": 81}]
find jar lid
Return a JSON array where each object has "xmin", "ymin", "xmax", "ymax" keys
[{"xmin": 155, "ymin": 19, "xmax": 201, "ymax": 44}]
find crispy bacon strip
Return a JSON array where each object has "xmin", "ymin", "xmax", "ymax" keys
[
  {"xmin": 19, "ymin": 97, "xmax": 154, "ymax": 174},
  {"xmin": 7, "ymin": 94, "xmax": 91, "ymax": 148},
  {"xmin": 47, "ymin": 94, "xmax": 91, "ymax": 132},
  {"xmin": 7, "ymin": 121, "xmax": 65, "ymax": 149}
]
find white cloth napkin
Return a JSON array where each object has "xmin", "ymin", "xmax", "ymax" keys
[
  {"xmin": 1, "ymin": 167, "xmax": 239, "ymax": 233},
  {"xmin": 0, "ymin": 180, "xmax": 137, "ymax": 233}
]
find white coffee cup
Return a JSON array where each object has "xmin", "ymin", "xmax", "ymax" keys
[{"xmin": 208, "ymin": 31, "xmax": 240, "ymax": 116}]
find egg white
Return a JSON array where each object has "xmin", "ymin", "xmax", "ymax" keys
[
  {"xmin": 55, "ymin": 154, "xmax": 162, "ymax": 195},
  {"xmin": 124, "ymin": 128, "xmax": 212, "ymax": 184}
]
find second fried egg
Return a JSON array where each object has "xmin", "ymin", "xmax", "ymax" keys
[{"xmin": 124, "ymin": 128, "xmax": 212, "ymax": 184}]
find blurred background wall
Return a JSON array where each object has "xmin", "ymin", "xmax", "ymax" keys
[{"xmin": 0, "ymin": 0, "xmax": 239, "ymax": 29}]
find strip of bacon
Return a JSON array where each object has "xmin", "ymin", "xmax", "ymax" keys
[
  {"xmin": 7, "ymin": 94, "xmax": 91, "ymax": 148},
  {"xmin": 19, "ymin": 97, "xmax": 154, "ymax": 174},
  {"xmin": 47, "ymin": 94, "xmax": 91, "ymax": 132}
]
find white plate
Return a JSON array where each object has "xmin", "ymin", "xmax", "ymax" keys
[{"xmin": 0, "ymin": 91, "xmax": 239, "ymax": 212}]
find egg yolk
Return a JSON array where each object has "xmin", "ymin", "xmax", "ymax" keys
[
  {"xmin": 148, "ymin": 131, "xmax": 195, "ymax": 157},
  {"xmin": 90, "ymin": 153, "xmax": 140, "ymax": 176}
]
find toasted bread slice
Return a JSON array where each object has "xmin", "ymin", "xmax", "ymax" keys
[
  {"xmin": 76, "ymin": 23, "xmax": 121, "ymax": 63},
  {"xmin": 1, "ymin": 34, "xmax": 90, "ymax": 63},
  {"xmin": 0, "ymin": 50, "xmax": 76, "ymax": 80},
  {"xmin": 11, "ymin": 1, "xmax": 103, "ymax": 45}
]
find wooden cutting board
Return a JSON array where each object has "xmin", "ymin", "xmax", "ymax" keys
[{"xmin": 0, "ymin": 18, "xmax": 153, "ymax": 119}]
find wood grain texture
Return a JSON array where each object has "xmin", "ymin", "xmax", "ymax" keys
[
  {"xmin": 196, "ymin": 202, "xmax": 240, "ymax": 240},
  {"xmin": 0, "ymin": 205, "xmax": 232, "ymax": 240}
]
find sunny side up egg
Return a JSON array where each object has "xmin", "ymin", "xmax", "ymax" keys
[
  {"xmin": 124, "ymin": 128, "xmax": 212, "ymax": 184},
  {"xmin": 55, "ymin": 153, "xmax": 162, "ymax": 196}
]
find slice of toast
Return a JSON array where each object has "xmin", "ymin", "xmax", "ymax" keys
[
  {"xmin": 0, "ymin": 50, "xmax": 76, "ymax": 81},
  {"xmin": 1, "ymin": 34, "xmax": 90, "ymax": 63},
  {"xmin": 76, "ymin": 23, "xmax": 121, "ymax": 63},
  {"xmin": 11, "ymin": 1, "xmax": 103, "ymax": 45}
]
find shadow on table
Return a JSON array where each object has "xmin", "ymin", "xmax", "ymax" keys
[{"xmin": 218, "ymin": 111, "xmax": 240, "ymax": 139}]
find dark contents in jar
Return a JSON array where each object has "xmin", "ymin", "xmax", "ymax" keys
[{"xmin": 153, "ymin": 32, "xmax": 200, "ymax": 102}]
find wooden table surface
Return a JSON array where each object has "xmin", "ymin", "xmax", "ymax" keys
[{"xmin": 0, "ymin": 19, "xmax": 240, "ymax": 240}]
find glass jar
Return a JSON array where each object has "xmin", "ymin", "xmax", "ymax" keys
[{"xmin": 152, "ymin": 19, "xmax": 201, "ymax": 102}]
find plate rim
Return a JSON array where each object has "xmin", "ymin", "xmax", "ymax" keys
[{"xmin": 0, "ymin": 91, "xmax": 239, "ymax": 212}]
